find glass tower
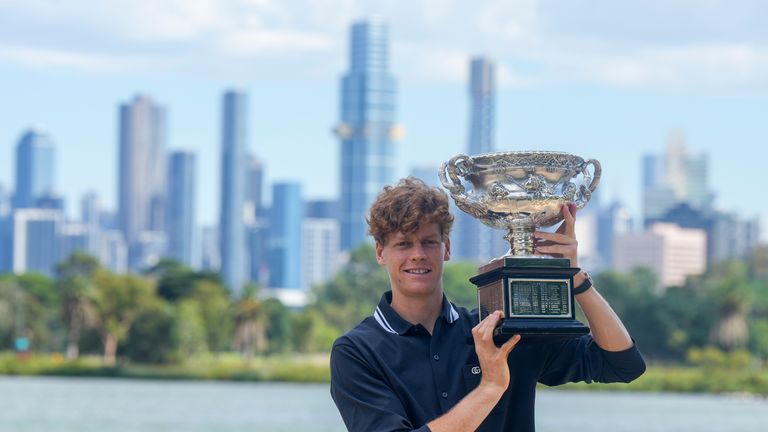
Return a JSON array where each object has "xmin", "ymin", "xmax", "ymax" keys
[
  {"xmin": 219, "ymin": 90, "xmax": 247, "ymax": 293},
  {"xmin": 268, "ymin": 182, "xmax": 303, "ymax": 289},
  {"xmin": 168, "ymin": 151, "xmax": 196, "ymax": 267},
  {"xmin": 14, "ymin": 129, "xmax": 55, "ymax": 209},
  {"xmin": 336, "ymin": 19, "xmax": 399, "ymax": 250},
  {"xmin": 118, "ymin": 95, "xmax": 167, "ymax": 269},
  {"xmin": 456, "ymin": 57, "xmax": 502, "ymax": 261}
]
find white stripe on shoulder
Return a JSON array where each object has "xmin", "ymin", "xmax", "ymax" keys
[
  {"xmin": 449, "ymin": 304, "xmax": 459, "ymax": 323},
  {"xmin": 374, "ymin": 307, "xmax": 398, "ymax": 334}
]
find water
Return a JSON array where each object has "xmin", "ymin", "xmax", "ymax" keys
[{"xmin": 1, "ymin": 376, "xmax": 767, "ymax": 432}]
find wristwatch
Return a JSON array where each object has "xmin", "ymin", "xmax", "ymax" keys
[{"xmin": 573, "ymin": 271, "xmax": 593, "ymax": 295}]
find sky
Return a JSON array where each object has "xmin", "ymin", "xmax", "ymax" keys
[{"xmin": 0, "ymin": 0, "xmax": 766, "ymax": 235}]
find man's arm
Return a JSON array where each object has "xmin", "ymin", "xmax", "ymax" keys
[
  {"xmin": 572, "ymin": 273, "xmax": 632, "ymax": 351},
  {"xmin": 427, "ymin": 312, "xmax": 521, "ymax": 432},
  {"xmin": 535, "ymin": 203, "xmax": 632, "ymax": 352}
]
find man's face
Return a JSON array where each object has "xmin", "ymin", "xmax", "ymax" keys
[{"xmin": 375, "ymin": 222, "xmax": 451, "ymax": 299}]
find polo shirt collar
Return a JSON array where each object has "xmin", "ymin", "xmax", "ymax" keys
[{"xmin": 374, "ymin": 291, "xmax": 460, "ymax": 335}]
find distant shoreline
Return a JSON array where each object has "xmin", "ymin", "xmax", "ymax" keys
[{"xmin": 2, "ymin": 352, "xmax": 767, "ymax": 395}]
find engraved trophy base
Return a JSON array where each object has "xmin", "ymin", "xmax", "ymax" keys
[{"xmin": 470, "ymin": 256, "xmax": 589, "ymax": 344}]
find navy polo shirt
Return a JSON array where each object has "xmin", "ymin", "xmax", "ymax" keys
[{"xmin": 330, "ymin": 291, "xmax": 646, "ymax": 432}]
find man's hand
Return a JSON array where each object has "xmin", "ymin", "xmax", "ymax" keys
[
  {"xmin": 427, "ymin": 312, "xmax": 521, "ymax": 431},
  {"xmin": 471, "ymin": 311, "xmax": 521, "ymax": 393},
  {"xmin": 533, "ymin": 203, "xmax": 578, "ymax": 267}
]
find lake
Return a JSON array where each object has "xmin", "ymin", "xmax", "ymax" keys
[{"xmin": 1, "ymin": 376, "xmax": 766, "ymax": 431}]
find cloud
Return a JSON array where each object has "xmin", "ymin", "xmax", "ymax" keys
[
  {"xmin": 1, "ymin": 0, "xmax": 767, "ymax": 89},
  {"xmin": 552, "ymin": 43, "xmax": 768, "ymax": 88},
  {"xmin": 0, "ymin": 45, "xmax": 157, "ymax": 72}
]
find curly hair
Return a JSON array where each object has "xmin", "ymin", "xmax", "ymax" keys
[{"xmin": 367, "ymin": 177, "xmax": 454, "ymax": 244}]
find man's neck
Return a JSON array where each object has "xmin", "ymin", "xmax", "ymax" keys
[{"xmin": 390, "ymin": 289, "xmax": 444, "ymax": 335}]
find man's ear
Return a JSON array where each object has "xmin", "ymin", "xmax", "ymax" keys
[
  {"xmin": 375, "ymin": 242, "xmax": 385, "ymax": 265},
  {"xmin": 443, "ymin": 237, "xmax": 451, "ymax": 261}
]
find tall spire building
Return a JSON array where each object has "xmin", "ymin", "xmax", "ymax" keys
[
  {"xmin": 117, "ymin": 95, "xmax": 167, "ymax": 269},
  {"xmin": 456, "ymin": 57, "xmax": 504, "ymax": 261},
  {"xmin": 219, "ymin": 90, "xmax": 247, "ymax": 293},
  {"xmin": 335, "ymin": 19, "xmax": 401, "ymax": 251}
]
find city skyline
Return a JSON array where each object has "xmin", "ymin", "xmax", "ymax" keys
[{"xmin": 1, "ymin": 1, "xmax": 767, "ymax": 238}]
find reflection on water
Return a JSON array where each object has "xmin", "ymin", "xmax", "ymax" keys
[{"xmin": 1, "ymin": 376, "xmax": 766, "ymax": 432}]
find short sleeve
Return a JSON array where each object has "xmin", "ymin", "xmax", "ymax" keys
[{"xmin": 330, "ymin": 339, "xmax": 432, "ymax": 432}]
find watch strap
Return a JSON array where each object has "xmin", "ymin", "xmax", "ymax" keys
[{"xmin": 573, "ymin": 271, "xmax": 593, "ymax": 295}]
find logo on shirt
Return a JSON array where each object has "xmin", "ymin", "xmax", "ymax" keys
[{"xmin": 471, "ymin": 366, "xmax": 481, "ymax": 375}]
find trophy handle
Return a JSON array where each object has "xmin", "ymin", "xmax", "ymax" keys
[
  {"xmin": 439, "ymin": 154, "xmax": 472, "ymax": 196},
  {"xmin": 575, "ymin": 158, "xmax": 602, "ymax": 209}
]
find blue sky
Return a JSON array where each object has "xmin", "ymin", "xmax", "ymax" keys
[{"xmin": 0, "ymin": 0, "xmax": 766, "ymax": 235}]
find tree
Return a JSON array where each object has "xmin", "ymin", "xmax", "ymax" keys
[
  {"xmin": 442, "ymin": 261, "xmax": 478, "ymax": 310},
  {"xmin": 262, "ymin": 298, "xmax": 293, "ymax": 354},
  {"xmin": 55, "ymin": 252, "xmax": 100, "ymax": 359},
  {"xmin": 706, "ymin": 261, "xmax": 754, "ymax": 351},
  {"xmin": 190, "ymin": 280, "xmax": 233, "ymax": 354},
  {"xmin": 89, "ymin": 270, "xmax": 156, "ymax": 365},
  {"xmin": 312, "ymin": 243, "xmax": 389, "ymax": 332},
  {"xmin": 232, "ymin": 286, "xmax": 266, "ymax": 363}
]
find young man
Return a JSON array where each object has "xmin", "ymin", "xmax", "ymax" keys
[{"xmin": 330, "ymin": 178, "xmax": 645, "ymax": 431}]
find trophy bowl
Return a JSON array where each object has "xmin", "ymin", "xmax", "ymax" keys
[
  {"xmin": 439, "ymin": 151, "xmax": 601, "ymax": 257},
  {"xmin": 439, "ymin": 150, "xmax": 601, "ymax": 342}
]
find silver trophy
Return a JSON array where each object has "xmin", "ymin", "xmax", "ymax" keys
[{"xmin": 439, "ymin": 151, "xmax": 601, "ymax": 341}]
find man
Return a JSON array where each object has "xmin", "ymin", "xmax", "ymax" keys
[{"xmin": 330, "ymin": 178, "xmax": 645, "ymax": 431}]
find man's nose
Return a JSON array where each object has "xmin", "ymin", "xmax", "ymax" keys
[{"xmin": 410, "ymin": 243, "xmax": 427, "ymax": 259}]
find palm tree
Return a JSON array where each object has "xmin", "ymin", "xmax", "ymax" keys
[
  {"xmin": 708, "ymin": 261, "xmax": 753, "ymax": 351},
  {"xmin": 232, "ymin": 285, "xmax": 266, "ymax": 364},
  {"xmin": 55, "ymin": 252, "xmax": 100, "ymax": 360}
]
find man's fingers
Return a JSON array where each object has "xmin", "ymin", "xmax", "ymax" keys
[
  {"xmin": 534, "ymin": 231, "xmax": 576, "ymax": 244},
  {"xmin": 473, "ymin": 311, "xmax": 502, "ymax": 342},
  {"xmin": 536, "ymin": 244, "xmax": 575, "ymax": 255},
  {"xmin": 500, "ymin": 334, "xmax": 522, "ymax": 355}
]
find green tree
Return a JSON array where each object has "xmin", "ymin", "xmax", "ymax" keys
[
  {"xmin": 706, "ymin": 261, "xmax": 754, "ymax": 351},
  {"xmin": 262, "ymin": 297, "xmax": 293, "ymax": 354},
  {"xmin": 0, "ymin": 277, "xmax": 25, "ymax": 349},
  {"xmin": 232, "ymin": 287, "xmax": 266, "ymax": 363},
  {"xmin": 55, "ymin": 252, "xmax": 100, "ymax": 359},
  {"xmin": 442, "ymin": 261, "xmax": 478, "ymax": 309},
  {"xmin": 89, "ymin": 270, "xmax": 156, "ymax": 365},
  {"xmin": 175, "ymin": 299, "xmax": 208, "ymax": 357},
  {"xmin": 121, "ymin": 300, "xmax": 176, "ymax": 364},
  {"xmin": 312, "ymin": 243, "xmax": 389, "ymax": 332},
  {"xmin": 190, "ymin": 280, "xmax": 233, "ymax": 354}
]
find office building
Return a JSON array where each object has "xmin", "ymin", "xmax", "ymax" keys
[
  {"xmin": 14, "ymin": 129, "xmax": 55, "ymax": 209},
  {"xmin": 642, "ymin": 131, "xmax": 711, "ymax": 226},
  {"xmin": 219, "ymin": 90, "xmax": 247, "ymax": 293},
  {"xmin": 455, "ymin": 56, "xmax": 506, "ymax": 261},
  {"xmin": 11, "ymin": 208, "xmax": 63, "ymax": 276},
  {"xmin": 303, "ymin": 217, "xmax": 341, "ymax": 289},
  {"xmin": 268, "ymin": 182, "xmax": 303, "ymax": 289},
  {"xmin": 167, "ymin": 151, "xmax": 196, "ymax": 267},
  {"xmin": 118, "ymin": 95, "xmax": 167, "ymax": 268},
  {"xmin": 615, "ymin": 222, "xmax": 707, "ymax": 290},
  {"xmin": 335, "ymin": 19, "xmax": 401, "ymax": 251}
]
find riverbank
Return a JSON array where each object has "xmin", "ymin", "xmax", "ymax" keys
[{"xmin": 2, "ymin": 352, "xmax": 767, "ymax": 395}]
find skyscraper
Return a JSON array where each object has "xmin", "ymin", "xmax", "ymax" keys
[
  {"xmin": 118, "ymin": 94, "xmax": 167, "ymax": 269},
  {"xmin": 167, "ymin": 151, "xmax": 196, "ymax": 267},
  {"xmin": 335, "ymin": 19, "xmax": 401, "ymax": 251},
  {"xmin": 11, "ymin": 208, "xmax": 63, "ymax": 276},
  {"xmin": 14, "ymin": 129, "xmax": 54, "ymax": 209},
  {"xmin": 268, "ymin": 182, "xmax": 303, "ymax": 289},
  {"xmin": 219, "ymin": 90, "xmax": 247, "ymax": 293},
  {"xmin": 642, "ymin": 131, "xmax": 711, "ymax": 226},
  {"xmin": 456, "ymin": 56, "xmax": 504, "ymax": 261}
]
